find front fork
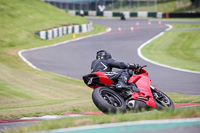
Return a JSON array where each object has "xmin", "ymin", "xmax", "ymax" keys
[
  {"xmin": 150, "ymin": 85, "xmax": 169, "ymax": 106},
  {"xmin": 150, "ymin": 85, "xmax": 162, "ymax": 99},
  {"xmin": 150, "ymin": 85, "xmax": 156, "ymax": 90},
  {"xmin": 150, "ymin": 85, "xmax": 160, "ymax": 95}
]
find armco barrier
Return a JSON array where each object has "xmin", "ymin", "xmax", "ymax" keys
[
  {"xmin": 130, "ymin": 12, "xmax": 137, "ymax": 17},
  {"xmin": 69, "ymin": 11, "xmax": 162, "ymax": 18},
  {"xmin": 148, "ymin": 12, "xmax": 157, "ymax": 18},
  {"xmin": 97, "ymin": 12, "xmax": 103, "ymax": 16},
  {"xmin": 35, "ymin": 22, "xmax": 93, "ymax": 40},
  {"xmin": 69, "ymin": 11, "xmax": 200, "ymax": 18},
  {"xmin": 104, "ymin": 11, "xmax": 113, "ymax": 17},
  {"xmin": 113, "ymin": 12, "xmax": 121, "ymax": 17},
  {"xmin": 138, "ymin": 11, "xmax": 148, "ymax": 17},
  {"xmin": 168, "ymin": 13, "xmax": 200, "ymax": 18}
]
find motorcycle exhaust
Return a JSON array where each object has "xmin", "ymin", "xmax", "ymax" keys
[
  {"xmin": 128, "ymin": 100, "xmax": 147, "ymax": 110},
  {"xmin": 127, "ymin": 100, "xmax": 136, "ymax": 109}
]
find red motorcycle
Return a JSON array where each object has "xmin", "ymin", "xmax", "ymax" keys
[{"xmin": 83, "ymin": 65, "xmax": 174, "ymax": 113}]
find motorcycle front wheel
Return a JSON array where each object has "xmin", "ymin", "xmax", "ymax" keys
[
  {"xmin": 152, "ymin": 90, "xmax": 175, "ymax": 110},
  {"xmin": 92, "ymin": 87, "xmax": 126, "ymax": 114}
]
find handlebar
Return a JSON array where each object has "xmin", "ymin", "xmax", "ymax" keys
[
  {"xmin": 140, "ymin": 65, "xmax": 147, "ymax": 69},
  {"xmin": 134, "ymin": 65, "xmax": 147, "ymax": 74}
]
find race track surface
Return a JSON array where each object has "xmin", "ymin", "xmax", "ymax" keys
[{"xmin": 21, "ymin": 18, "xmax": 200, "ymax": 95}]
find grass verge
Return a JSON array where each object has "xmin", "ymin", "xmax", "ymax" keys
[
  {"xmin": 0, "ymin": 0, "xmax": 199, "ymax": 125},
  {"xmin": 141, "ymin": 24, "xmax": 200, "ymax": 72},
  {"xmin": 0, "ymin": 0, "xmax": 106, "ymax": 119},
  {"xmin": 5, "ymin": 106, "xmax": 200, "ymax": 133}
]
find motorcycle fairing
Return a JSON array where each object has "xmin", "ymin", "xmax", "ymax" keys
[
  {"xmin": 129, "ymin": 71, "xmax": 156, "ymax": 108},
  {"xmin": 93, "ymin": 72, "xmax": 114, "ymax": 85},
  {"xmin": 83, "ymin": 72, "xmax": 113, "ymax": 89}
]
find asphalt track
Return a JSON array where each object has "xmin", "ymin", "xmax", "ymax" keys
[
  {"xmin": 2, "ymin": 18, "xmax": 199, "ymax": 133},
  {"xmin": 21, "ymin": 18, "xmax": 200, "ymax": 95}
]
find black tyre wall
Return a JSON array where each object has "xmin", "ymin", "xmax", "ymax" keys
[
  {"xmin": 155, "ymin": 91, "xmax": 175, "ymax": 110},
  {"xmin": 92, "ymin": 87, "xmax": 126, "ymax": 114}
]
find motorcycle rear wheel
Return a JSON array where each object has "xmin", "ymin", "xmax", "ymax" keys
[
  {"xmin": 92, "ymin": 87, "xmax": 126, "ymax": 114},
  {"xmin": 153, "ymin": 90, "xmax": 175, "ymax": 110}
]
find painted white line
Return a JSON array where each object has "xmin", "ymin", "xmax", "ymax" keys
[
  {"xmin": 33, "ymin": 117, "xmax": 200, "ymax": 133},
  {"xmin": 18, "ymin": 28, "xmax": 112, "ymax": 73},
  {"xmin": 21, "ymin": 114, "xmax": 84, "ymax": 120},
  {"xmin": 18, "ymin": 50, "xmax": 42, "ymax": 71},
  {"xmin": 19, "ymin": 23, "xmax": 200, "ymax": 75},
  {"xmin": 137, "ymin": 24, "xmax": 200, "ymax": 74}
]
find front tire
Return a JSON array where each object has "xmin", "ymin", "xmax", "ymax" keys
[
  {"xmin": 152, "ymin": 89, "xmax": 174, "ymax": 110},
  {"xmin": 92, "ymin": 87, "xmax": 126, "ymax": 114}
]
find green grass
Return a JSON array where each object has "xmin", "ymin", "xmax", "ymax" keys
[
  {"xmin": 0, "ymin": 0, "xmax": 199, "ymax": 123},
  {"xmin": 5, "ymin": 106, "xmax": 200, "ymax": 133},
  {"xmin": 141, "ymin": 24, "xmax": 200, "ymax": 72},
  {"xmin": 172, "ymin": 24, "xmax": 200, "ymax": 29},
  {"xmin": 167, "ymin": 93, "xmax": 200, "ymax": 103},
  {"xmin": 0, "ymin": 1, "xmax": 200, "ymax": 133},
  {"xmin": 0, "ymin": 0, "xmax": 106, "ymax": 118}
]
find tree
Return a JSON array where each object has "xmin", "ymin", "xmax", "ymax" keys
[
  {"xmin": 190, "ymin": 0, "xmax": 200, "ymax": 7},
  {"xmin": 190, "ymin": 0, "xmax": 195, "ymax": 4}
]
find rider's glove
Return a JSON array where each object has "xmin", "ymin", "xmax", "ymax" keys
[{"xmin": 127, "ymin": 63, "xmax": 140, "ymax": 69}]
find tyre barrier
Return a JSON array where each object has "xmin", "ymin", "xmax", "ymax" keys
[
  {"xmin": 35, "ymin": 22, "xmax": 93, "ymax": 40},
  {"xmin": 69, "ymin": 11, "xmax": 200, "ymax": 19},
  {"xmin": 69, "ymin": 10, "xmax": 163, "ymax": 18},
  {"xmin": 163, "ymin": 12, "xmax": 200, "ymax": 18}
]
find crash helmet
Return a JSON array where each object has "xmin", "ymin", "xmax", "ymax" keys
[{"xmin": 96, "ymin": 50, "xmax": 112, "ymax": 59}]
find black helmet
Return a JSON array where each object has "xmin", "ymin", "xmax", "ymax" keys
[{"xmin": 96, "ymin": 50, "xmax": 112, "ymax": 59}]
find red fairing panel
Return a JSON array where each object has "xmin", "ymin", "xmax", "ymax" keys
[
  {"xmin": 88, "ymin": 85, "xmax": 101, "ymax": 89},
  {"xmin": 92, "ymin": 72, "xmax": 114, "ymax": 85},
  {"xmin": 136, "ymin": 75, "xmax": 151, "ymax": 92},
  {"xmin": 128, "ymin": 75, "xmax": 141, "ymax": 83},
  {"xmin": 130, "ymin": 71, "xmax": 156, "ymax": 108}
]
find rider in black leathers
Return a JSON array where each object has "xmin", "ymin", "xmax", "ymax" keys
[{"xmin": 91, "ymin": 50, "xmax": 140, "ymax": 91}]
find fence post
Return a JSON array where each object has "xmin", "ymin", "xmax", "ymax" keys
[
  {"xmin": 80, "ymin": 0, "xmax": 82, "ymax": 10},
  {"xmin": 73, "ymin": 0, "xmax": 75, "ymax": 10},
  {"xmin": 60, "ymin": 2, "xmax": 63, "ymax": 9},
  {"xmin": 155, "ymin": 0, "xmax": 157, "ymax": 12},
  {"xmin": 112, "ymin": 0, "xmax": 114, "ymax": 11},
  {"xmin": 137, "ymin": 0, "xmax": 139, "ymax": 12},
  {"xmin": 120, "ymin": 0, "xmax": 122, "ymax": 12},
  {"xmin": 67, "ymin": 1, "xmax": 69, "ymax": 11},
  {"xmin": 95, "ymin": 0, "xmax": 97, "ymax": 11}
]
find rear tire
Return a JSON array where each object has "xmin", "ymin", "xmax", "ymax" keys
[{"xmin": 92, "ymin": 87, "xmax": 126, "ymax": 114}]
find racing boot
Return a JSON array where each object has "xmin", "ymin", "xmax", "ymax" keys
[
  {"xmin": 116, "ymin": 77, "xmax": 133, "ymax": 96},
  {"xmin": 116, "ymin": 76, "xmax": 129, "ymax": 90},
  {"xmin": 116, "ymin": 82, "xmax": 131, "ymax": 92},
  {"xmin": 131, "ymin": 84, "xmax": 140, "ymax": 93}
]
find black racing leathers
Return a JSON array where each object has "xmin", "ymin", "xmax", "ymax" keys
[
  {"xmin": 91, "ymin": 59, "xmax": 128, "ymax": 73},
  {"xmin": 91, "ymin": 58, "xmax": 133, "ymax": 90}
]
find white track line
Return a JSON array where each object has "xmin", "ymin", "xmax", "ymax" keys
[
  {"xmin": 19, "ymin": 24, "xmax": 200, "ymax": 74},
  {"xmin": 21, "ymin": 114, "xmax": 84, "ymax": 120},
  {"xmin": 18, "ymin": 28, "xmax": 111, "ymax": 72},
  {"xmin": 137, "ymin": 24, "xmax": 200, "ymax": 74}
]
